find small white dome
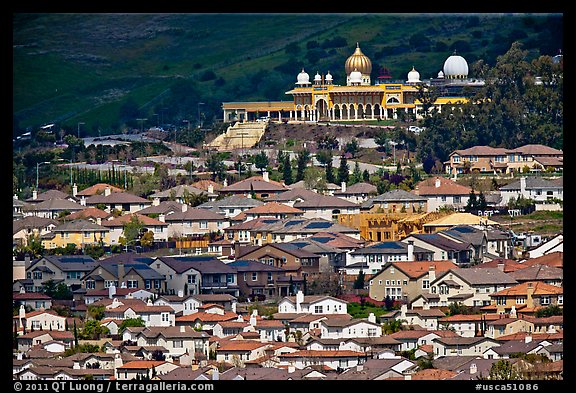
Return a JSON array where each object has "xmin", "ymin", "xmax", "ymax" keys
[
  {"xmin": 437, "ymin": 70, "xmax": 445, "ymax": 78},
  {"xmin": 296, "ymin": 69, "xmax": 310, "ymax": 85},
  {"xmin": 314, "ymin": 72, "xmax": 322, "ymax": 82},
  {"xmin": 443, "ymin": 51, "xmax": 469, "ymax": 78},
  {"xmin": 407, "ymin": 66, "xmax": 421, "ymax": 83},
  {"xmin": 349, "ymin": 68, "xmax": 362, "ymax": 84},
  {"xmin": 325, "ymin": 71, "xmax": 333, "ymax": 81}
]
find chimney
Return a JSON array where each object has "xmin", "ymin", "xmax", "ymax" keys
[
  {"xmin": 118, "ymin": 263, "xmax": 125, "ymax": 285},
  {"xmin": 406, "ymin": 240, "xmax": 415, "ymax": 261},
  {"xmin": 96, "ymin": 217, "xmax": 102, "ymax": 226},
  {"xmin": 182, "ymin": 204, "xmax": 188, "ymax": 212},
  {"xmin": 497, "ymin": 262, "xmax": 505, "ymax": 272},
  {"xmin": 246, "ymin": 192, "xmax": 252, "ymax": 199},
  {"xmin": 404, "ymin": 374, "xmax": 412, "ymax": 380},
  {"xmin": 180, "ymin": 325, "xmax": 186, "ymax": 333},
  {"xmin": 73, "ymin": 183, "xmax": 78, "ymax": 197},
  {"xmin": 80, "ymin": 196, "xmax": 86, "ymax": 206},
  {"xmin": 428, "ymin": 264, "xmax": 436, "ymax": 282},
  {"xmin": 19, "ymin": 286, "xmax": 25, "ymax": 294},
  {"xmin": 147, "ymin": 298, "xmax": 153, "ymax": 307},
  {"xmin": 341, "ymin": 181, "xmax": 347, "ymax": 193},
  {"xmin": 524, "ymin": 334, "xmax": 532, "ymax": 344},
  {"xmin": 104, "ymin": 186, "xmax": 111, "ymax": 196},
  {"xmin": 208, "ymin": 184, "xmax": 214, "ymax": 194},
  {"xmin": 158, "ymin": 213, "xmax": 165, "ymax": 223},
  {"xmin": 510, "ymin": 305, "xmax": 517, "ymax": 318},
  {"xmin": 231, "ymin": 302, "xmax": 237, "ymax": 314},
  {"xmin": 288, "ymin": 365, "xmax": 295, "ymax": 373},
  {"xmin": 24, "ymin": 255, "xmax": 31, "ymax": 269},
  {"xmin": 250, "ymin": 310, "xmax": 257, "ymax": 326},
  {"xmin": 114, "ymin": 353, "xmax": 123, "ymax": 370},
  {"xmin": 177, "ymin": 289, "xmax": 184, "ymax": 298},
  {"xmin": 356, "ymin": 364, "xmax": 364, "ymax": 372},
  {"xmin": 400, "ymin": 304, "xmax": 408, "ymax": 318},
  {"xmin": 108, "ymin": 284, "xmax": 116, "ymax": 299},
  {"xmin": 470, "ymin": 363, "xmax": 477, "ymax": 375},
  {"xmin": 262, "ymin": 171, "xmax": 269, "ymax": 182},
  {"xmin": 296, "ymin": 290, "xmax": 304, "ymax": 313},
  {"xmin": 153, "ymin": 197, "xmax": 160, "ymax": 206},
  {"xmin": 19, "ymin": 304, "xmax": 26, "ymax": 320},
  {"xmin": 223, "ymin": 178, "xmax": 228, "ymax": 187},
  {"xmin": 520, "ymin": 177, "xmax": 526, "ymax": 194},
  {"xmin": 368, "ymin": 312, "xmax": 376, "ymax": 324},
  {"xmin": 212, "ymin": 369, "xmax": 219, "ymax": 381},
  {"xmin": 435, "ymin": 177, "xmax": 441, "ymax": 188},
  {"xmin": 32, "ymin": 190, "xmax": 38, "ymax": 200}
]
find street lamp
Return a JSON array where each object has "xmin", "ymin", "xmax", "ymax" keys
[
  {"xmin": 388, "ymin": 140, "xmax": 398, "ymax": 166},
  {"xmin": 197, "ymin": 103, "xmax": 205, "ymax": 128},
  {"xmin": 36, "ymin": 161, "xmax": 51, "ymax": 190},
  {"xmin": 77, "ymin": 122, "xmax": 85, "ymax": 138}
]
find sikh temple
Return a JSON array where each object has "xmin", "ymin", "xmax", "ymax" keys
[{"xmin": 221, "ymin": 43, "xmax": 484, "ymax": 123}]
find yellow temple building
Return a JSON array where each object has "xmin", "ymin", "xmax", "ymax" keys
[{"xmin": 222, "ymin": 43, "xmax": 482, "ymax": 123}]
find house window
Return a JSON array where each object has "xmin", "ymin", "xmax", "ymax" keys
[
  {"xmin": 314, "ymin": 305, "xmax": 323, "ymax": 314},
  {"xmin": 385, "ymin": 280, "xmax": 390, "ymax": 286},
  {"xmin": 403, "ymin": 280, "xmax": 408, "ymax": 286},
  {"xmin": 454, "ymin": 196, "xmax": 461, "ymax": 204},
  {"xmin": 496, "ymin": 296, "xmax": 506, "ymax": 305},
  {"xmin": 558, "ymin": 295, "xmax": 563, "ymax": 305},
  {"xmin": 267, "ymin": 272, "xmax": 273, "ymax": 282},
  {"xmin": 422, "ymin": 280, "xmax": 430, "ymax": 290},
  {"xmin": 200, "ymin": 221, "xmax": 208, "ymax": 229},
  {"xmin": 541, "ymin": 296, "xmax": 550, "ymax": 305},
  {"xmin": 154, "ymin": 280, "xmax": 161, "ymax": 289},
  {"xmin": 227, "ymin": 274, "xmax": 234, "ymax": 284},
  {"xmin": 515, "ymin": 297, "xmax": 525, "ymax": 304},
  {"xmin": 86, "ymin": 280, "xmax": 96, "ymax": 289},
  {"xmin": 174, "ymin": 340, "xmax": 183, "ymax": 348},
  {"xmin": 252, "ymin": 272, "xmax": 258, "ymax": 281},
  {"xmin": 127, "ymin": 280, "xmax": 138, "ymax": 289},
  {"xmin": 161, "ymin": 313, "xmax": 169, "ymax": 322},
  {"xmin": 187, "ymin": 275, "xmax": 196, "ymax": 284},
  {"xmin": 33, "ymin": 271, "xmax": 43, "ymax": 280},
  {"xmin": 145, "ymin": 280, "xmax": 152, "ymax": 289}
]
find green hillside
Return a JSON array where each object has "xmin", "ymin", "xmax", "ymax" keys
[{"xmin": 13, "ymin": 13, "xmax": 563, "ymax": 137}]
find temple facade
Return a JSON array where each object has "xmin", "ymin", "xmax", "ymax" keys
[{"xmin": 222, "ymin": 43, "xmax": 483, "ymax": 123}]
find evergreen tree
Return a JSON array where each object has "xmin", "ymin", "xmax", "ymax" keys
[
  {"xmin": 337, "ymin": 155, "xmax": 349, "ymax": 185},
  {"xmin": 351, "ymin": 161, "xmax": 362, "ymax": 184},
  {"xmin": 296, "ymin": 149, "xmax": 310, "ymax": 182},
  {"xmin": 466, "ymin": 190, "xmax": 478, "ymax": 212},
  {"xmin": 282, "ymin": 154, "xmax": 293, "ymax": 185},
  {"xmin": 353, "ymin": 270, "xmax": 365, "ymax": 290},
  {"xmin": 325, "ymin": 158, "xmax": 335, "ymax": 184}
]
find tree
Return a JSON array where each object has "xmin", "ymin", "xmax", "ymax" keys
[
  {"xmin": 80, "ymin": 320, "xmax": 109, "ymax": 340},
  {"xmin": 296, "ymin": 149, "xmax": 311, "ymax": 182},
  {"xmin": 325, "ymin": 158, "xmax": 335, "ymax": 184},
  {"xmin": 353, "ymin": 270, "xmax": 365, "ymax": 290},
  {"xmin": 87, "ymin": 304, "xmax": 105, "ymax": 321},
  {"xmin": 120, "ymin": 215, "xmax": 144, "ymax": 249},
  {"xmin": 282, "ymin": 153, "xmax": 293, "ymax": 185},
  {"xmin": 485, "ymin": 359, "xmax": 521, "ymax": 380},
  {"xmin": 73, "ymin": 320, "xmax": 79, "ymax": 347},
  {"xmin": 351, "ymin": 161, "xmax": 362, "ymax": 184},
  {"xmin": 315, "ymin": 150, "xmax": 333, "ymax": 168},
  {"xmin": 466, "ymin": 190, "xmax": 478, "ymax": 212},
  {"xmin": 344, "ymin": 138, "xmax": 360, "ymax": 158},
  {"xmin": 140, "ymin": 230, "xmax": 154, "ymax": 247},
  {"xmin": 254, "ymin": 151, "xmax": 269, "ymax": 173},
  {"xmin": 119, "ymin": 318, "xmax": 145, "ymax": 334},
  {"xmin": 206, "ymin": 153, "xmax": 227, "ymax": 181},
  {"xmin": 337, "ymin": 155, "xmax": 349, "ymax": 185}
]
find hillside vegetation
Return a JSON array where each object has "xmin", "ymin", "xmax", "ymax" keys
[{"xmin": 13, "ymin": 13, "xmax": 562, "ymax": 136}]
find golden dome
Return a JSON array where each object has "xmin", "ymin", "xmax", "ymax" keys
[{"xmin": 345, "ymin": 43, "xmax": 372, "ymax": 76}]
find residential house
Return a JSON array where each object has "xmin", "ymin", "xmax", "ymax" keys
[
  {"xmin": 212, "ymin": 320, "xmax": 254, "ymax": 338},
  {"xmin": 12, "ymin": 291, "xmax": 53, "ymax": 312},
  {"xmin": 13, "ymin": 216, "xmax": 59, "ymax": 247},
  {"xmin": 218, "ymin": 172, "xmax": 289, "ymax": 199},
  {"xmin": 247, "ymin": 310, "xmax": 287, "ymax": 342},
  {"xmin": 427, "ymin": 267, "xmax": 518, "ymax": 308},
  {"xmin": 508, "ymin": 264, "xmax": 563, "ymax": 287},
  {"xmin": 505, "ymin": 144, "xmax": 563, "ymax": 173},
  {"xmin": 361, "ymin": 189, "xmax": 428, "ymax": 214},
  {"xmin": 175, "ymin": 304, "xmax": 239, "ymax": 331},
  {"xmin": 13, "ymin": 196, "xmax": 31, "ymax": 220},
  {"xmin": 482, "ymin": 336, "xmax": 551, "ymax": 359},
  {"xmin": 151, "ymin": 256, "xmax": 239, "ymax": 297},
  {"xmin": 275, "ymin": 313, "xmax": 352, "ymax": 337},
  {"xmin": 115, "ymin": 360, "xmax": 180, "ymax": 380},
  {"xmin": 40, "ymin": 219, "xmax": 110, "ymax": 250},
  {"xmin": 432, "ymin": 336, "xmax": 500, "ymax": 357},
  {"xmin": 401, "ymin": 233, "xmax": 474, "ymax": 266},
  {"xmin": 61, "ymin": 207, "xmax": 112, "ymax": 223},
  {"xmin": 75, "ymin": 183, "xmax": 124, "ymax": 197},
  {"xmin": 23, "ymin": 198, "xmax": 85, "ymax": 219},
  {"xmin": 522, "ymin": 235, "xmax": 563, "ymax": 259},
  {"xmin": 192, "ymin": 294, "xmax": 238, "ymax": 312},
  {"xmin": 445, "ymin": 145, "xmax": 509, "ymax": 175},
  {"xmin": 163, "ymin": 207, "xmax": 229, "ymax": 238},
  {"xmin": 149, "ymin": 184, "xmax": 214, "ymax": 204},
  {"xmin": 101, "ymin": 212, "xmax": 169, "ymax": 244},
  {"xmin": 81, "ymin": 287, "xmax": 154, "ymax": 306},
  {"xmin": 26, "ymin": 255, "xmax": 97, "ymax": 292},
  {"xmin": 83, "ymin": 189, "xmax": 152, "ymax": 214},
  {"xmin": 224, "ymin": 217, "xmax": 281, "ymax": 245},
  {"xmin": 286, "ymin": 237, "xmax": 349, "ymax": 273},
  {"xmin": 368, "ymin": 260, "xmax": 458, "ymax": 302},
  {"xmin": 236, "ymin": 242, "xmax": 320, "ymax": 279},
  {"xmin": 291, "ymin": 193, "xmax": 360, "ymax": 221},
  {"xmin": 331, "ymin": 358, "xmax": 418, "ymax": 380},
  {"xmin": 475, "ymin": 258, "xmax": 529, "ymax": 273},
  {"xmin": 25, "ymin": 189, "xmax": 76, "ymax": 204},
  {"xmin": 382, "ymin": 304, "xmax": 447, "ymax": 330},
  {"xmin": 13, "ymin": 308, "xmax": 67, "ymax": 333},
  {"xmin": 237, "ymin": 201, "xmax": 305, "ymax": 221},
  {"xmin": 153, "ymin": 294, "xmax": 202, "ymax": 316},
  {"xmin": 277, "ymin": 349, "xmax": 366, "ymax": 371},
  {"xmin": 17, "ymin": 330, "xmax": 74, "ymax": 352},
  {"xmin": 349, "ymin": 240, "xmax": 435, "ymax": 276},
  {"xmin": 524, "ymin": 315, "xmax": 563, "ymax": 335},
  {"xmin": 333, "ymin": 182, "xmax": 378, "ymax": 204},
  {"xmin": 227, "ymin": 259, "xmax": 289, "ymax": 300},
  {"xmin": 82, "ymin": 261, "xmax": 166, "ymax": 293},
  {"xmin": 534, "ymin": 343, "xmax": 563, "ymax": 362},
  {"xmin": 214, "ymin": 340, "xmax": 272, "ymax": 366},
  {"xmin": 521, "ymin": 251, "xmax": 563, "ymax": 268},
  {"xmin": 136, "ymin": 200, "xmax": 187, "ymax": 218},
  {"xmin": 197, "ymin": 195, "xmax": 264, "ymax": 218},
  {"xmin": 318, "ymin": 314, "xmax": 381, "ymax": 339},
  {"xmin": 439, "ymin": 225, "xmax": 513, "ymax": 262},
  {"xmin": 388, "ymin": 329, "xmax": 460, "ymax": 352},
  {"xmin": 484, "ymin": 316, "xmax": 536, "ymax": 340},
  {"xmin": 413, "ymin": 176, "xmax": 472, "ymax": 212},
  {"xmin": 277, "ymin": 290, "xmax": 348, "ymax": 315},
  {"xmin": 92, "ymin": 297, "xmax": 176, "ymax": 327},
  {"xmin": 487, "ymin": 281, "xmax": 563, "ymax": 315},
  {"xmin": 254, "ymin": 217, "xmax": 362, "ymax": 245},
  {"xmin": 127, "ymin": 325, "xmax": 210, "ymax": 359},
  {"xmin": 265, "ymin": 187, "xmax": 325, "ymax": 206},
  {"xmin": 499, "ymin": 176, "xmax": 563, "ymax": 206},
  {"xmin": 206, "ymin": 238, "xmax": 234, "ymax": 257},
  {"xmin": 438, "ymin": 313, "xmax": 504, "ymax": 338}
]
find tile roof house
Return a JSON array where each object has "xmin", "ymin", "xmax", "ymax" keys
[
  {"xmin": 83, "ymin": 190, "xmax": 152, "ymax": 214},
  {"xmin": 218, "ymin": 172, "xmax": 289, "ymax": 198},
  {"xmin": 361, "ymin": 189, "xmax": 428, "ymax": 214},
  {"xmin": 13, "ymin": 216, "xmax": 59, "ymax": 247},
  {"xmin": 318, "ymin": 315, "xmax": 382, "ymax": 339},
  {"xmin": 25, "ymin": 189, "xmax": 75, "ymax": 204},
  {"xmin": 75, "ymin": 183, "xmax": 124, "ymax": 197},
  {"xmin": 333, "ymin": 182, "xmax": 378, "ymax": 203},
  {"xmin": 213, "ymin": 340, "xmax": 272, "ymax": 366},
  {"xmin": 292, "ymin": 193, "xmax": 360, "ymax": 221},
  {"xmin": 427, "ymin": 267, "xmax": 518, "ymax": 308},
  {"xmin": 17, "ymin": 330, "xmax": 75, "ymax": 352},
  {"xmin": 93, "ymin": 297, "xmax": 176, "ymax": 327},
  {"xmin": 237, "ymin": 201, "xmax": 305, "ymax": 221},
  {"xmin": 278, "ymin": 290, "xmax": 348, "ymax": 315},
  {"xmin": 349, "ymin": 240, "xmax": 435, "ymax": 275},
  {"xmin": 227, "ymin": 259, "xmax": 290, "ymax": 300},
  {"xmin": 484, "ymin": 316, "xmax": 537, "ymax": 340},
  {"xmin": 521, "ymin": 251, "xmax": 563, "ymax": 269},
  {"xmin": 61, "ymin": 207, "xmax": 112, "ymax": 222},
  {"xmin": 382, "ymin": 304, "xmax": 447, "ymax": 331},
  {"xmin": 126, "ymin": 325, "xmax": 211, "ymax": 359},
  {"xmin": 40, "ymin": 219, "xmax": 110, "ymax": 250},
  {"xmin": 499, "ymin": 176, "xmax": 563, "ymax": 206},
  {"xmin": 432, "ymin": 336, "xmax": 500, "ymax": 358},
  {"xmin": 483, "ymin": 337, "xmax": 552, "ymax": 359},
  {"xmin": 508, "ymin": 264, "xmax": 563, "ymax": 287},
  {"xmin": 388, "ymin": 329, "xmax": 460, "ymax": 352},
  {"xmin": 162, "ymin": 207, "xmax": 229, "ymax": 237},
  {"xmin": 101, "ymin": 212, "xmax": 169, "ymax": 243},
  {"xmin": 331, "ymin": 358, "xmax": 418, "ymax": 380},
  {"xmin": 136, "ymin": 200, "xmax": 187, "ymax": 216},
  {"xmin": 198, "ymin": 195, "xmax": 264, "ymax": 218},
  {"xmin": 412, "ymin": 176, "xmax": 472, "ymax": 212},
  {"xmin": 23, "ymin": 197, "xmax": 85, "ymax": 219},
  {"xmin": 26, "ymin": 255, "xmax": 97, "ymax": 292},
  {"xmin": 369, "ymin": 260, "xmax": 458, "ymax": 303},
  {"xmin": 487, "ymin": 281, "xmax": 563, "ymax": 315},
  {"xmin": 437, "ymin": 313, "xmax": 504, "ymax": 338},
  {"xmin": 401, "ymin": 233, "xmax": 474, "ymax": 266},
  {"xmin": 278, "ymin": 349, "xmax": 367, "ymax": 371},
  {"xmin": 476, "ymin": 258, "xmax": 529, "ymax": 273},
  {"xmin": 149, "ymin": 184, "xmax": 215, "ymax": 204},
  {"xmin": 444, "ymin": 145, "xmax": 511, "ymax": 176},
  {"xmin": 115, "ymin": 360, "xmax": 180, "ymax": 380},
  {"xmin": 82, "ymin": 261, "xmax": 166, "ymax": 294},
  {"xmin": 152, "ymin": 255, "xmax": 239, "ymax": 297},
  {"xmin": 12, "ymin": 291, "xmax": 53, "ymax": 313}
]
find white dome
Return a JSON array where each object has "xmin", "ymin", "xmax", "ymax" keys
[
  {"xmin": 296, "ymin": 69, "xmax": 310, "ymax": 85},
  {"xmin": 443, "ymin": 52, "xmax": 469, "ymax": 78},
  {"xmin": 349, "ymin": 68, "xmax": 362, "ymax": 84},
  {"xmin": 437, "ymin": 70, "xmax": 445, "ymax": 78},
  {"xmin": 407, "ymin": 66, "xmax": 421, "ymax": 83},
  {"xmin": 314, "ymin": 72, "xmax": 322, "ymax": 82},
  {"xmin": 325, "ymin": 71, "xmax": 333, "ymax": 81}
]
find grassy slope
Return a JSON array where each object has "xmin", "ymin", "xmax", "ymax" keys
[{"xmin": 13, "ymin": 13, "xmax": 560, "ymax": 133}]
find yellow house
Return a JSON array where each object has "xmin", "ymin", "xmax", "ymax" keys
[{"xmin": 42, "ymin": 219, "xmax": 110, "ymax": 249}]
